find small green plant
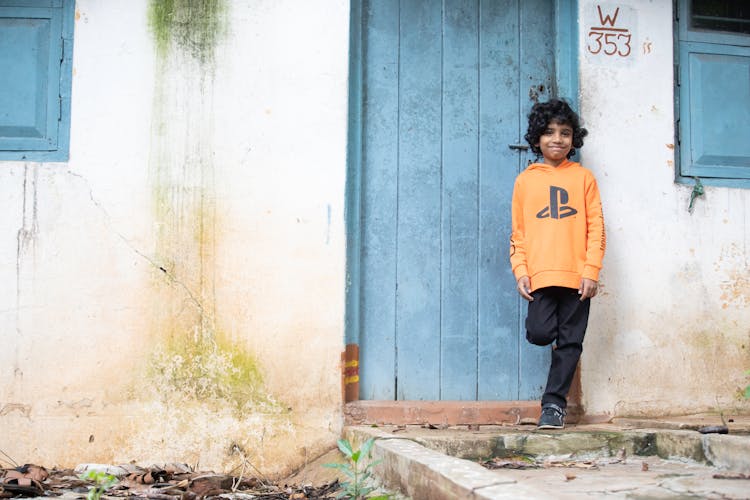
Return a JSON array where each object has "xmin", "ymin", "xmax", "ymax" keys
[
  {"xmin": 744, "ymin": 370, "xmax": 750, "ymax": 399},
  {"xmin": 324, "ymin": 438, "xmax": 389, "ymax": 500},
  {"xmin": 79, "ymin": 470, "xmax": 118, "ymax": 500}
]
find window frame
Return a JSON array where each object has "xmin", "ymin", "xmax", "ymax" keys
[
  {"xmin": 675, "ymin": 0, "xmax": 750, "ymax": 188},
  {"xmin": 0, "ymin": 0, "xmax": 74, "ymax": 162}
]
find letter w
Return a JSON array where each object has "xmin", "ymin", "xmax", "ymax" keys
[{"xmin": 597, "ymin": 5, "xmax": 620, "ymax": 26}]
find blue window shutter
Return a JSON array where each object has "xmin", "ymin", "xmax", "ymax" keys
[
  {"xmin": 679, "ymin": 42, "xmax": 750, "ymax": 179},
  {"xmin": 0, "ymin": 0, "xmax": 73, "ymax": 161}
]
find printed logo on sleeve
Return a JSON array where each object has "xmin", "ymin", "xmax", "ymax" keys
[{"xmin": 536, "ymin": 186, "xmax": 578, "ymax": 219}]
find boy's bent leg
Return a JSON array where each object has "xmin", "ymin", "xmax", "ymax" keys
[
  {"xmin": 541, "ymin": 289, "xmax": 591, "ymax": 409},
  {"xmin": 525, "ymin": 287, "xmax": 558, "ymax": 346}
]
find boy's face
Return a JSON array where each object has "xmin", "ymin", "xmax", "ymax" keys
[{"xmin": 537, "ymin": 121, "xmax": 573, "ymax": 166}]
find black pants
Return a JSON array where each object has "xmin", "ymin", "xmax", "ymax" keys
[{"xmin": 526, "ymin": 286, "xmax": 591, "ymax": 409}]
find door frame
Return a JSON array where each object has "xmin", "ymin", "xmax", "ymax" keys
[{"xmin": 344, "ymin": 0, "xmax": 581, "ymax": 412}]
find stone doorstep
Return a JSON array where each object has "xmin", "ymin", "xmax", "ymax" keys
[
  {"xmin": 613, "ymin": 414, "xmax": 750, "ymax": 433},
  {"xmin": 344, "ymin": 400, "xmax": 587, "ymax": 426},
  {"xmin": 363, "ymin": 435, "xmax": 544, "ymax": 500},
  {"xmin": 344, "ymin": 425, "xmax": 750, "ymax": 500}
]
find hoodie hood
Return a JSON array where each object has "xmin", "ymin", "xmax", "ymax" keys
[{"xmin": 525, "ymin": 159, "xmax": 579, "ymax": 172}]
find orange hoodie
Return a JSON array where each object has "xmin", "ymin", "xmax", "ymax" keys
[{"xmin": 509, "ymin": 159, "xmax": 605, "ymax": 291}]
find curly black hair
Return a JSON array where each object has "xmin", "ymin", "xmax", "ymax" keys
[{"xmin": 524, "ymin": 98, "xmax": 588, "ymax": 159}]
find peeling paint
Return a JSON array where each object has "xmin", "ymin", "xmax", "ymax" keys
[
  {"xmin": 16, "ymin": 166, "xmax": 39, "ymax": 283},
  {"xmin": 15, "ymin": 165, "xmax": 39, "ymax": 381},
  {"xmin": 0, "ymin": 403, "xmax": 32, "ymax": 417},
  {"xmin": 716, "ymin": 243, "xmax": 750, "ymax": 309},
  {"xmin": 56, "ymin": 398, "xmax": 94, "ymax": 410},
  {"xmin": 720, "ymin": 270, "xmax": 750, "ymax": 308}
]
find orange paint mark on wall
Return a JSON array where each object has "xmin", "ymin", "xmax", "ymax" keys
[{"xmin": 342, "ymin": 344, "xmax": 359, "ymax": 403}]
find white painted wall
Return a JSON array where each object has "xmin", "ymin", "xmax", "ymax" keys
[
  {"xmin": 578, "ymin": 0, "xmax": 750, "ymax": 418},
  {"xmin": 0, "ymin": 0, "xmax": 349, "ymax": 476}
]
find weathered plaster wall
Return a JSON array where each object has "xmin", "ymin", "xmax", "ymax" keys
[
  {"xmin": 0, "ymin": 0, "xmax": 349, "ymax": 476},
  {"xmin": 578, "ymin": 0, "xmax": 750, "ymax": 418}
]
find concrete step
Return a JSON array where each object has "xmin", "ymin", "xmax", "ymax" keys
[{"xmin": 344, "ymin": 423, "xmax": 750, "ymax": 499}]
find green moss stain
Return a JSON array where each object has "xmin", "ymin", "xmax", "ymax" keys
[
  {"xmin": 150, "ymin": 326, "xmax": 280, "ymax": 412},
  {"xmin": 148, "ymin": 0, "xmax": 227, "ymax": 63},
  {"xmin": 145, "ymin": 1, "xmax": 272, "ymax": 414},
  {"xmin": 147, "ymin": 0, "xmax": 174, "ymax": 58}
]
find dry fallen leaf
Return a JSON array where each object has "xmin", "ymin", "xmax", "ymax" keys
[
  {"xmin": 0, "ymin": 476, "xmax": 45, "ymax": 497},
  {"xmin": 641, "ymin": 462, "xmax": 649, "ymax": 472},
  {"xmin": 545, "ymin": 460, "xmax": 598, "ymax": 470},
  {"xmin": 564, "ymin": 473, "xmax": 576, "ymax": 481},
  {"xmin": 6, "ymin": 465, "xmax": 49, "ymax": 483},
  {"xmin": 482, "ymin": 455, "xmax": 539, "ymax": 470},
  {"xmin": 713, "ymin": 472, "xmax": 750, "ymax": 480}
]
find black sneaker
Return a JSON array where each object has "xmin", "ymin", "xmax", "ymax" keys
[{"xmin": 537, "ymin": 404, "xmax": 565, "ymax": 429}]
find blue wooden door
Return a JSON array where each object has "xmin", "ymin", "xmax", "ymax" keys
[{"xmin": 351, "ymin": 0, "xmax": 555, "ymax": 400}]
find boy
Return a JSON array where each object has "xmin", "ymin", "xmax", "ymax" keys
[{"xmin": 509, "ymin": 99, "xmax": 605, "ymax": 429}]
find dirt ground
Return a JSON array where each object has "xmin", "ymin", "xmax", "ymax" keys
[{"xmin": 0, "ymin": 455, "xmax": 349, "ymax": 500}]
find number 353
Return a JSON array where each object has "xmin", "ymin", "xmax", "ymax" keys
[{"xmin": 587, "ymin": 31, "xmax": 631, "ymax": 57}]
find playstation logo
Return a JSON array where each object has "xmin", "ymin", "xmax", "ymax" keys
[{"xmin": 536, "ymin": 186, "xmax": 578, "ymax": 219}]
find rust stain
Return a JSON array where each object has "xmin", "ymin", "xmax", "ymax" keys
[
  {"xmin": 666, "ymin": 143, "xmax": 674, "ymax": 150},
  {"xmin": 719, "ymin": 270, "xmax": 749, "ymax": 308},
  {"xmin": 716, "ymin": 244, "xmax": 749, "ymax": 308}
]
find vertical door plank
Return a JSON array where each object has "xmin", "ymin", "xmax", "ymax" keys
[
  {"xmin": 440, "ymin": 0, "xmax": 480, "ymax": 400},
  {"xmin": 477, "ymin": 0, "xmax": 522, "ymax": 399},
  {"xmin": 517, "ymin": 0, "xmax": 554, "ymax": 399},
  {"xmin": 396, "ymin": 0, "xmax": 443, "ymax": 400},
  {"xmin": 359, "ymin": 0, "xmax": 401, "ymax": 400}
]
